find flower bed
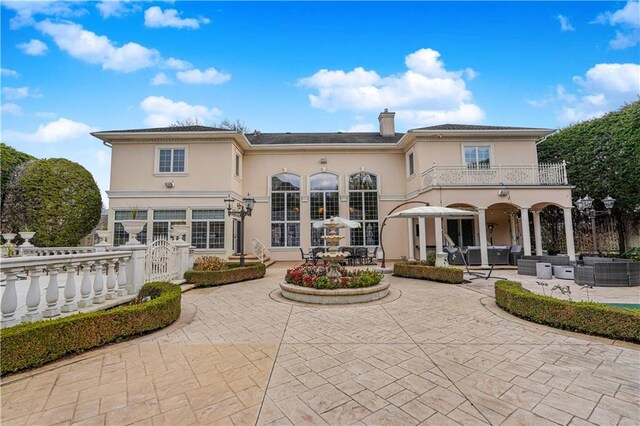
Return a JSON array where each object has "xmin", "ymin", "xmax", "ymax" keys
[
  {"xmin": 393, "ymin": 262, "xmax": 463, "ymax": 284},
  {"xmin": 495, "ymin": 280, "xmax": 640, "ymax": 343},
  {"xmin": 0, "ymin": 282, "xmax": 181, "ymax": 376},
  {"xmin": 285, "ymin": 265, "xmax": 383, "ymax": 289}
]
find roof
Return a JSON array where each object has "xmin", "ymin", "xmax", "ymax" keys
[
  {"xmin": 92, "ymin": 125, "xmax": 229, "ymax": 134},
  {"xmin": 412, "ymin": 123, "xmax": 554, "ymax": 131},
  {"xmin": 245, "ymin": 132, "xmax": 403, "ymax": 145}
]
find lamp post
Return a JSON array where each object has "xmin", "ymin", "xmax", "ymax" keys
[
  {"xmin": 575, "ymin": 194, "xmax": 615, "ymax": 255},
  {"xmin": 224, "ymin": 193, "xmax": 255, "ymax": 267}
]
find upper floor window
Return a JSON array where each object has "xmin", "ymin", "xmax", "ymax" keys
[
  {"xmin": 464, "ymin": 146, "xmax": 491, "ymax": 169},
  {"xmin": 310, "ymin": 173, "xmax": 339, "ymax": 246},
  {"xmin": 408, "ymin": 152, "xmax": 415, "ymax": 176},
  {"xmin": 271, "ymin": 173, "xmax": 301, "ymax": 247},
  {"xmin": 348, "ymin": 172, "xmax": 379, "ymax": 246},
  {"xmin": 159, "ymin": 148, "xmax": 185, "ymax": 173},
  {"xmin": 235, "ymin": 154, "xmax": 241, "ymax": 177}
]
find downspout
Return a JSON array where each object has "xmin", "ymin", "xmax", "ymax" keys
[{"xmin": 535, "ymin": 129, "xmax": 559, "ymax": 146}]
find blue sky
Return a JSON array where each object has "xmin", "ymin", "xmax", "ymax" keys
[{"xmin": 2, "ymin": 1, "xmax": 639, "ymax": 204}]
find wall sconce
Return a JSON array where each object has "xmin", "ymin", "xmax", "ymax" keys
[
  {"xmin": 165, "ymin": 181, "xmax": 175, "ymax": 188},
  {"xmin": 320, "ymin": 158, "xmax": 328, "ymax": 164}
]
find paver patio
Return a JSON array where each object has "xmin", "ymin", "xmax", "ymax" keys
[{"xmin": 1, "ymin": 264, "xmax": 639, "ymax": 425}]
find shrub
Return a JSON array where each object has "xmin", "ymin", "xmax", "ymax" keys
[
  {"xmin": 621, "ymin": 247, "xmax": 640, "ymax": 262},
  {"xmin": 193, "ymin": 255, "xmax": 227, "ymax": 271},
  {"xmin": 426, "ymin": 251, "xmax": 436, "ymax": 267},
  {"xmin": 495, "ymin": 280, "xmax": 640, "ymax": 343},
  {"xmin": 284, "ymin": 265, "xmax": 383, "ymax": 289},
  {"xmin": 394, "ymin": 262, "xmax": 463, "ymax": 284},
  {"xmin": 0, "ymin": 143, "xmax": 35, "ymax": 207},
  {"xmin": 184, "ymin": 262, "xmax": 266, "ymax": 287},
  {"xmin": 0, "ymin": 282, "xmax": 181, "ymax": 375}
]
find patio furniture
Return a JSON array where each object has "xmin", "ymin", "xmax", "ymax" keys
[
  {"xmin": 312, "ymin": 247, "xmax": 326, "ymax": 265},
  {"xmin": 444, "ymin": 247, "xmax": 466, "ymax": 265},
  {"xmin": 575, "ymin": 261, "xmax": 640, "ymax": 287},
  {"xmin": 517, "ymin": 257, "xmax": 541, "ymax": 275},
  {"xmin": 465, "ymin": 246, "xmax": 511, "ymax": 265},
  {"xmin": 355, "ymin": 247, "xmax": 369, "ymax": 265},
  {"xmin": 536, "ymin": 262, "xmax": 553, "ymax": 279},
  {"xmin": 299, "ymin": 248, "xmax": 312, "ymax": 265},
  {"xmin": 509, "ymin": 245, "xmax": 524, "ymax": 265},
  {"xmin": 553, "ymin": 265, "xmax": 574, "ymax": 280}
]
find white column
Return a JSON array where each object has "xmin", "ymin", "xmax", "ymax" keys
[
  {"xmin": 434, "ymin": 217, "xmax": 445, "ymax": 266},
  {"xmin": 119, "ymin": 246, "xmax": 147, "ymax": 294},
  {"xmin": 418, "ymin": 217, "xmax": 427, "ymax": 261},
  {"xmin": 532, "ymin": 211, "xmax": 543, "ymax": 255},
  {"xmin": 175, "ymin": 240, "xmax": 191, "ymax": 278},
  {"xmin": 407, "ymin": 219, "xmax": 415, "ymax": 261},
  {"xmin": 521, "ymin": 207, "xmax": 532, "ymax": 256},
  {"xmin": 563, "ymin": 207, "xmax": 576, "ymax": 261},
  {"xmin": 478, "ymin": 208, "xmax": 489, "ymax": 268},
  {"xmin": 509, "ymin": 213, "xmax": 518, "ymax": 246}
]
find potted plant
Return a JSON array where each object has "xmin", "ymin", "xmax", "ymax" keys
[
  {"xmin": 18, "ymin": 227, "xmax": 36, "ymax": 247},
  {"xmin": 120, "ymin": 207, "xmax": 147, "ymax": 245}
]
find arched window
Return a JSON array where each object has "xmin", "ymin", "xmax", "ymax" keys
[
  {"xmin": 348, "ymin": 172, "xmax": 379, "ymax": 246},
  {"xmin": 310, "ymin": 173, "xmax": 339, "ymax": 246},
  {"xmin": 271, "ymin": 173, "xmax": 300, "ymax": 247}
]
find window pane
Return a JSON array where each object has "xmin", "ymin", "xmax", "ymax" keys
[
  {"xmin": 192, "ymin": 209, "xmax": 224, "ymax": 220},
  {"xmin": 287, "ymin": 193, "xmax": 300, "ymax": 221},
  {"xmin": 464, "ymin": 147, "xmax": 476, "ymax": 166},
  {"xmin": 154, "ymin": 210, "xmax": 186, "ymax": 220},
  {"xmin": 153, "ymin": 222, "xmax": 169, "ymax": 240},
  {"xmin": 364, "ymin": 192, "xmax": 378, "ymax": 221},
  {"xmin": 311, "ymin": 227, "xmax": 324, "ymax": 247},
  {"xmin": 191, "ymin": 222, "xmax": 208, "ymax": 249},
  {"xmin": 272, "ymin": 173, "xmax": 300, "ymax": 191},
  {"xmin": 286, "ymin": 223, "xmax": 300, "ymax": 247},
  {"xmin": 326, "ymin": 192, "xmax": 339, "ymax": 217},
  {"xmin": 210, "ymin": 222, "xmax": 225, "ymax": 249},
  {"xmin": 271, "ymin": 193, "xmax": 285, "ymax": 221},
  {"xmin": 271, "ymin": 223, "xmax": 285, "ymax": 247},
  {"xmin": 477, "ymin": 147, "xmax": 491, "ymax": 168},
  {"xmin": 310, "ymin": 192, "xmax": 324, "ymax": 220},
  {"xmin": 159, "ymin": 149, "xmax": 171, "ymax": 172},
  {"xmin": 349, "ymin": 193, "xmax": 363, "ymax": 220},
  {"xmin": 350, "ymin": 227, "xmax": 363, "ymax": 246},
  {"xmin": 114, "ymin": 223, "xmax": 127, "ymax": 246},
  {"xmin": 365, "ymin": 222, "xmax": 379, "ymax": 246},
  {"xmin": 114, "ymin": 210, "xmax": 147, "ymax": 220},
  {"xmin": 172, "ymin": 149, "xmax": 185, "ymax": 172},
  {"xmin": 409, "ymin": 153, "xmax": 414, "ymax": 175},
  {"xmin": 310, "ymin": 173, "xmax": 338, "ymax": 191}
]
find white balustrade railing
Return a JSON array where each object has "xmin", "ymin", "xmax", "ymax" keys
[
  {"xmin": 1, "ymin": 251, "xmax": 133, "ymax": 328},
  {"xmin": 252, "ymin": 238, "xmax": 267, "ymax": 263},
  {"xmin": 421, "ymin": 162, "xmax": 568, "ymax": 189},
  {"xmin": 21, "ymin": 247, "xmax": 97, "ymax": 256}
]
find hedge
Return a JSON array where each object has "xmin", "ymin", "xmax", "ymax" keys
[
  {"xmin": 495, "ymin": 280, "xmax": 640, "ymax": 343},
  {"xmin": 184, "ymin": 262, "xmax": 266, "ymax": 287},
  {"xmin": 394, "ymin": 262, "xmax": 463, "ymax": 284},
  {"xmin": 0, "ymin": 282, "xmax": 181, "ymax": 375}
]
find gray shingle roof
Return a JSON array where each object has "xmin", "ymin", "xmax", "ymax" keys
[
  {"xmin": 245, "ymin": 132, "xmax": 403, "ymax": 145},
  {"xmin": 93, "ymin": 125, "xmax": 229, "ymax": 134},
  {"xmin": 413, "ymin": 123, "xmax": 553, "ymax": 131}
]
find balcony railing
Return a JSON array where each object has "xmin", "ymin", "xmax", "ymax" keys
[{"xmin": 421, "ymin": 162, "xmax": 568, "ymax": 189}]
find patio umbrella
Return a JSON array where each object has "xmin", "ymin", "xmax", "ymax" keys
[
  {"xmin": 386, "ymin": 206, "xmax": 477, "ymax": 219},
  {"xmin": 312, "ymin": 216, "xmax": 361, "ymax": 229}
]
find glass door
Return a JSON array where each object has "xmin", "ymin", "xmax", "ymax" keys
[{"xmin": 446, "ymin": 219, "xmax": 475, "ymax": 247}]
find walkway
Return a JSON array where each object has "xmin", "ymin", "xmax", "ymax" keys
[{"xmin": 1, "ymin": 265, "xmax": 639, "ymax": 425}]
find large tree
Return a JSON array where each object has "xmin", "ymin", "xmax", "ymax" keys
[
  {"xmin": 1, "ymin": 158, "xmax": 102, "ymax": 247},
  {"xmin": 537, "ymin": 101, "xmax": 640, "ymax": 251}
]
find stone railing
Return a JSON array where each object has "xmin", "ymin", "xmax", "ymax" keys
[
  {"xmin": 0, "ymin": 251, "xmax": 141, "ymax": 328},
  {"xmin": 21, "ymin": 247, "xmax": 97, "ymax": 256},
  {"xmin": 421, "ymin": 162, "xmax": 568, "ymax": 189}
]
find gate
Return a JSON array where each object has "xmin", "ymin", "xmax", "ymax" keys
[{"xmin": 145, "ymin": 238, "xmax": 178, "ymax": 283}]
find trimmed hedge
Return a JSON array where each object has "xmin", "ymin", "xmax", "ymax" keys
[
  {"xmin": 495, "ymin": 280, "xmax": 640, "ymax": 343},
  {"xmin": 0, "ymin": 282, "xmax": 181, "ymax": 375},
  {"xmin": 394, "ymin": 262, "xmax": 463, "ymax": 284},
  {"xmin": 184, "ymin": 262, "xmax": 266, "ymax": 287}
]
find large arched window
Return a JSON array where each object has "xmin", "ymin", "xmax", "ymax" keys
[
  {"xmin": 348, "ymin": 172, "xmax": 379, "ymax": 246},
  {"xmin": 271, "ymin": 173, "xmax": 301, "ymax": 247},
  {"xmin": 310, "ymin": 173, "xmax": 339, "ymax": 246}
]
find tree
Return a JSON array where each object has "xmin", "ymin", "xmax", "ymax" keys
[
  {"xmin": 1, "ymin": 158, "xmax": 102, "ymax": 247},
  {"xmin": 169, "ymin": 117, "xmax": 252, "ymax": 133},
  {"xmin": 0, "ymin": 143, "xmax": 35, "ymax": 207},
  {"xmin": 537, "ymin": 101, "xmax": 640, "ymax": 251}
]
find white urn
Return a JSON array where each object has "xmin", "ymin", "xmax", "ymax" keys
[
  {"xmin": 95, "ymin": 229, "xmax": 110, "ymax": 246},
  {"xmin": 2, "ymin": 233, "xmax": 17, "ymax": 244},
  {"xmin": 18, "ymin": 231, "xmax": 36, "ymax": 247},
  {"xmin": 120, "ymin": 220, "xmax": 147, "ymax": 245},
  {"xmin": 171, "ymin": 224, "xmax": 190, "ymax": 243}
]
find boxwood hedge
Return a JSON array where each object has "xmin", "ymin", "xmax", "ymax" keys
[
  {"xmin": 184, "ymin": 262, "xmax": 266, "ymax": 287},
  {"xmin": 495, "ymin": 280, "xmax": 640, "ymax": 343},
  {"xmin": 0, "ymin": 282, "xmax": 181, "ymax": 375},
  {"xmin": 394, "ymin": 262, "xmax": 463, "ymax": 284}
]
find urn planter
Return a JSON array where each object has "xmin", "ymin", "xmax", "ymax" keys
[
  {"xmin": 170, "ymin": 224, "xmax": 190, "ymax": 243},
  {"xmin": 121, "ymin": 220, "xmax": 147, "ymax": 245},
  {"xmin": 18, "ymin": 231, "xmax": 36, "ymax": 247}
]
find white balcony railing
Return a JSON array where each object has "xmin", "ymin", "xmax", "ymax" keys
[{"xmin": 421, "ymin": 162, "xmax": 568, "ymax": 189}]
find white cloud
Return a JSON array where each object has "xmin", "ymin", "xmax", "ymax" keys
[
  {"xmin": 176, "ymin": 67, "xmax": 231, "ymax": 85},
  {"xmin": 144, "ymin": 6, "xmax": 210, "ymax": 29},
  {"xmin": 593, "ymin": 1, "xmax": 640, "ymax": 49},
  {"xmin": 297, "ymin": 48, "xmax": 484, "ymax": 128},
  {"xmin": 35, "ymin": 111, "xmax": 57, "ymax": 119},
  {"xmin": 150, "ymin": 72, "xmax": 173, "ymax": 86},
  {"xmin": 557, "ymin": 15, "xmax": 575, "ymax": 32},
  {"xmin": 163, "ymin": 57, "xmax": 193, "ymax": 70},
  {"xmin": 2, "ymin": 86, "xmax": 31, "ymax": 100},
  {"xmin": 36, "ymin": 20, "xmax": 159, "ymax": 73},
  {"xmin": 1, "ymin": 103, "xmax": 23, "ymax": 116},
  {"xmin": 345, "ymin": 123, "xmax": 376, "ymax": 132},
  {"xmin": 2, "ymin": 118, "xmax": 93, "ymax": 143},
  {"xmin": 140, "ymin": 96, "xmax": 222, "ymax": 127},
  {"xmin": 1, "ymin": 68, "xmax": 19, "ymax": 77},
  {"xmin": 17, "ymin": 39, "xmax": 48, "ymax": 55},
  {"xmin": 96, "ymin": 1, "xmax": 139, "ymax": 19},
  {"xmin": 1, "ymin": 1, "xmax": 85, "ymax": 29},
  {"xmin": 530, "ymin": 63, "xmax": 640, "ymax": 124}
]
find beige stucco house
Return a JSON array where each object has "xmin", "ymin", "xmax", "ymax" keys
[{"xmin": 92, "ymin": 110, "xmax": 576, "ymax": 267}]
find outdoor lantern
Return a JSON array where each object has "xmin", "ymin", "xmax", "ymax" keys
[
  {"xmin": 575, "ymin": 197, "xmax": 584, "ymax": 211},
  {"xmin": 243, "ymin": 193, "xmax": 255, "ymax": 214},
  {"xmin": 603, "ymin": 195, "xmax": 616, "ymax": 210},
  {"xmin": 582, "ymin": 195, "xmax": 594, "ymax": 210},
  {"xmin": 224, "ymin": 194, "xmax": 234, "ymax": 213}
]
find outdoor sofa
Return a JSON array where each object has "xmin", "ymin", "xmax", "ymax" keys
[
  {"xmin": 517, "ymin": 255, "xmax": 571, "ymax": 276},
  {"xmin": 575, "ymin": 258, "xmax": 640, "ymax": 287},
  {"xmin": 444, "ymin": 246, "xmax": 512, "ymax": 266}
]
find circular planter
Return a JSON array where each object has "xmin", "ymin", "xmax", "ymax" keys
[
  {"xmin": 279, "ymin": 281, "xmax": 390, "ymax": 305},
  {"xmin": 121, "ymin": 220, "xmax": 147, "ymax": 245}
]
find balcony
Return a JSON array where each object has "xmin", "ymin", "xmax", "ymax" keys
[{"xmin": 421, "ymin": 162, "xmax": 568, "ymax": 189}]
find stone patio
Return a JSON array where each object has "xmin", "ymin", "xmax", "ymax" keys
[{"xmin": 1, "ymin": 263, "xmax": 639, "ymax": 425}]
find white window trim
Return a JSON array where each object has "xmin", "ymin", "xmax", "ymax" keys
[
  {"xmin": 347, "ymin": 172, "xmax": 380, "ymax": 247},
  {"xmin": 406, "ymin": 150, "xmax": 415, "ymax": 178},
  {"xmin": 155, "ymin": 145, "xmax": 188, "ymax": 175},
  {"xmin": 234, "ymin": 151, "xmax": 242, "ymax": 179},
  {"xmin": 461, "ymin": 143, "xmax": 494, "ymax": 168},
  {"xmin": 191, "ymin": 210, "xmax": 225, "ymax": 250}
]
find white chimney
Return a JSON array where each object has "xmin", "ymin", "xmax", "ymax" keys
[{"xmin": 378, "ymin": 109, "xmax": 395, "ymax": 137}]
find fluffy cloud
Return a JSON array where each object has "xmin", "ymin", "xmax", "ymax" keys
[
  {"xmin": 163, "ymin": 57, "xmax": 193, "ymax": 70},
  {"xmin": 1, "ymin": 68, "xmax": 19, "ymax": 77},
  {"xmin": 529, "ymin": 63, "xmax": 640, "ymax": 124},
  {"xmin": 593, "ymin": 1, "xmax": 640, "ymax": 49},
  {"xmin": 1, "ymin": 103, "xmax": 23, "ymax": 116},
  {"xmin": 96, "ymin": 1, "xmax": 139, "ymax": 19},
  {"xmin": 1, "ymin": 1, "xmax": 84, "ymax": 29},
  {"xmin": 297, "ymin": 48, "xmax": 483, "ymax": 128},
  {"xmin": 36, "ymin": 20, "xmax": 159, "ymax": 73},
  {"xmin": 2, "ymin": 118, "xmax": 93, "ymax": 143},
  {"xmin": 17, "ymin": 39, "xmax": 48, "ymax": 55},
  {"xmin": 144, "ymin": 6, "xmax": 210, "ymax": 29},
  {"xmin": 2, "ymin": 86, "xmax": 31, "ymax": 100},
  {"xmin": 140, "ymin": 96, "xmax": 222, "ymax": 127},
  {"xmin": 176, "ymin": 67, "xmax": 231, "ymax": 84},
  {"xmin": 557, "ymin": 15, "xmax": 575, "ymax": 31},
  {"xmin": 150, "ymin": 72, "xmax": 173, "ymax": 86}
]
